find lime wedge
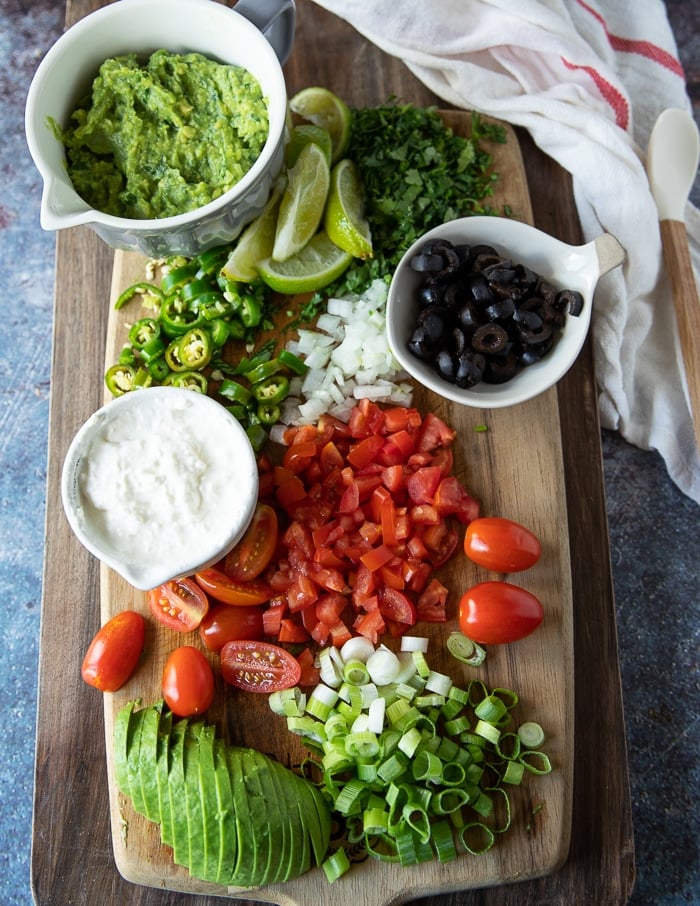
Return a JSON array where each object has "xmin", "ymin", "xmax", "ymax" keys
[
  {"xmin": 289, "ymin": 87, "xmax": 352, "ymax": 163},
  {"xmin": 285, "ymin": 124, "xmax": 332, "ymax": 169},
  {"xmin": 221, "ymin": 177, "xmax": 286, "ymax": 282},
  {"xmin": 272, "ymin": 142, "xmax": 330, "ymax": 262},
  {"xmin": 324, "ymin": 158, "xmax": 373, "ymax": 260},
  {"xmin": 257, "ymin": 231, "xmax": 353, "ymax": 294}
]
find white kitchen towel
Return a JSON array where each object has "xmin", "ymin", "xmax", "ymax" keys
[{"xmin": 309, "ymin": 0, "xmax": 700, "ymax": 505}]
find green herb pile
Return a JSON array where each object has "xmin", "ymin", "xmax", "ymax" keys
[{"xmin": 303, "ymin": 103, "xmax": 506, "ymax": 318}]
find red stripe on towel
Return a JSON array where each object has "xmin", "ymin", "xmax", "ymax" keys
[{"xmin": 561, "ymin": 57, "xmax": 630, "ymax": 129}]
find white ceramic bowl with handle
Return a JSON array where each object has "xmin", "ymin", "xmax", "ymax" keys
[
  {"xmin": 25, "ymin": 0, "xmax": 295, "ymax": 257},
  {"xmin": 386, "ymin": 217, "xmax": 625, "ymax": 409}
]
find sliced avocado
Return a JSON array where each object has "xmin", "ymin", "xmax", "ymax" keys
[
  {"xmin": 155, "ymin": 708, "xmax": 173, "ymax": 847},
  {"xmin": 259, "ymin": 756, "xmax": 294, "ymax": 883},
  {"xmin": 136, "ymin": 701, "xmax": 163, "ymax": 822},
  {"xmin": 212, "ymin": 737, "xmax": 237, "ymax": 885},
  {"xmin": 126, "ymin": 705, "xmax": 147, "ymax": 816},
  {"xmin": 268, "ymin": 759, "xmax": 310, "ymax": 880},
  {"xmin": 182, "ymin": 722, "xmax": 207, "ymax": 880},
  {"xmin": 240, "ymin": 749, "xmax": 276, "ymax": 885},
  {"xmin": 296, "ymin": 773, "xmax": 332, "ymax": 867},
  {"xmin": 113, "ymin": 699, "xmax": 138, "ymax": 796},
  {"xmin": 194, "ymin": 723, "xmax": 221, "ymax": 883},
  {"xmin": 226, "ymin": 746, "xmax": 259, "ymax": 886},
  {"xmin": 166, "ymin": 718, "xmax": 191, "ymax": 867}
]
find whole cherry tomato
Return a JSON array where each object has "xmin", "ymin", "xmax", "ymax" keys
[
  {"xmin": 463, "ymin": 517, "xmax": 541, "ymax": 572},
  {"xmin": 224, "ymin": 503, "xmax": 278, "ymax": 581},
  {"xmin": 81, "ymin": 610, "xmax": 145, "ymax": 692},
  {"xmin": 458, "ymin": 581, "xmax": 544, "ymax": 645},
  {"xmin": 220, "ymin": 640, "xmax": 301, "ymax": 693},
  {"xmin": 148, "ymin": 577, "xmax": 209, "ymax": 632},
  {"xmin": 162, "ymin": 646, "xmax": 215, "ymax": 717},
  {"xmin": 199, "ymin": 601, "xmax": 265, "ymax": 652}
]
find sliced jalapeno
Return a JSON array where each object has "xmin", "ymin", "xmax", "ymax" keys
[
  {"xmin": 128, "ymin": 318, "xmax": 161, "ymax": 350},
  {"xmin": 209, "ymin": 319, "xmax": 229, "ymax": 347},
  {"xmin": 253, "ymin": 375, "xmax": 289, "ymax": 405},
  {"xmin": 161, "ymin": 262, "xmax": 200, "ymax": 295},
  {"xmin": 163, "ymin": 370, "xmax": 208, "ymax": 393},
  {"xmin": 243, "ymin": 357, "xmax": 282, "ymax": 384},
  {"xmin": 257, "ymin": 401, "xmax": 281, "ymax": 425},
  {"xmin": 115, "ymin": 282, "xmax": 164, "ymax": 311},
  {"xmin": 278, "ymin": 348, "xmax": 308, "ymax": 375},
  {"xmin": 178, "ymin": 326, "xmax": 212, "ymax": 370},
  {"xmin": 105, "ymin": 364, "xmax": 135, "ymax": 396},
  {"xmin": 160, "ymin": 295, "xmax": 204, "ymax": 337},
  {"xmin": 240, "ymin": 293, "xmax": 263, "ymax": 328},
  {"xmin": 246, "ymin": 423, "xmax": 269, "ymax": 453},
  {"xmin": 147, "ymin": 357, "xmax": 171, "ymax": 382},
  {"xmin": 219, "ymin": 379, "xmax": 252, "ymax": 406}
]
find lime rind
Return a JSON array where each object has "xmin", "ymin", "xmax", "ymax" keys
[
  {"xmin": 221, "ymin": 176, "xmax": 286, "ymax": 282},
  {"xmin": 273, "ymin": 142, "xmax": 330, "ymax": 262},
  {"xmin": 285, "ymin": 124, "xmax": 333, "ymax": 169},
  {"xmin": 289, "ymin": 86, "xmax": 352, "ymax": 163},
  {"xmin": 257, "ymin": 231, "xmax": 352, "ymax": 294},
  {"xmin": 325, "ymin": 158, "xmax": 373, "ymax": 259}
]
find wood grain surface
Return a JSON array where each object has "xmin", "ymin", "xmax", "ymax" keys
[
  {"xmin": 31, "ymin": 1, "xmax": 635, "ymax": 904},
  {"xmin": 100, "ymin": 111, "xmax": 573, "ymax": 902}
]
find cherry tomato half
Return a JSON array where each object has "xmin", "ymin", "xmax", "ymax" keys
[
  {"xmin": 199, "ymin": 601, "xmax": 265, "ymax": 652},
  {"xmin": 463, "ymin": 517, "xmax": 542, "ymax": 573},
  {"xmin": 194, "ymin": 567, "xmax": 272, "ymax": 606},
  {"xmin": 81, "ymin": 610, "xmax": 145, "ymax": 692},
  {"xmin": 224, "ymin": 503, "xmax": 278, "ymax": 581},
  {"xmin": 148, "ymin": 577, "xmax": 209, "ymax": 632},
  {"xmin": 459, "ymin": 581, "xmax": 544, "ymax": 645},
  {"xmin": 220, "ymin": 640, "xmax": 301, "ymax": 693},
  {"xmin": 162, "ymin": 645, "xmax": 215, "ymax": 716}
]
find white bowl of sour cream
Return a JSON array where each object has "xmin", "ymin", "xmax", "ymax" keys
[{"xmin": 61, "ymin": 387, "xmax": 259, "ymax": 590}]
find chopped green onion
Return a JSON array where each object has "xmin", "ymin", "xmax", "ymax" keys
[
  {"xmin": 343, "ymin": 659, "xmax": 370, "ymax": 686},
  {"xmin": 322, "ymin": 847, "xmax": 350, "ymax": 883},
  {"xmin": 520, "ymin": 751, "xmax": 553, "ymax": 775},
  {"xmin": 517, "ymin": 721, "xmax": 545, "ymax": 748}
]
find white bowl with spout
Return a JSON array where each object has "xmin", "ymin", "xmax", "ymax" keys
[{"xmin": 386, "ymin": 217, "xmax": 625, "ymax": 409}]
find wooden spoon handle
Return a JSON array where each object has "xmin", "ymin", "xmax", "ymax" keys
[{"xmin": 660, "ymin": 218, "xmax": 700, "ymax": 451}]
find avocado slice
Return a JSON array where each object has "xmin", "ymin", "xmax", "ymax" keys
[
  {"xmin": 182, "ymin": 722, "xmax": 207, "ymax": 880},
  {"xmin": 155, "ymin": 708, "xmax": 174, "ymax": 847},
  {"xmin": 165, "ymin": 718, "xmax": 192, "ymax": 867},
  {"xmin": 240, "ymin": 749, "xmax": 279, "ymax": 885},
  {"xmin": 193, "ymin": 723, "xmax": 221, "ymax": 883},
  {"xmin": 136, "ymin": 701, "xmax": 163, "ymax": 822},
  {"xmin": 126, "ymin": 705, "xmax": 147, "ymax": 816},
  {"xmin": 261, "ymin": 756, "xmax": 296, "ymax": 882},
  {"xmin": 113, "ymin": 699, "xmax": 138, "ymax": 796},
  {"xmin": 268, "ymin": 759, "xmax": 311, "ymax": 880},
  {"xmin": 295, "ymin": 773, "xmax": 332, "ymax": 867},
  {"xmin": 212, "ymin": 737, "xmax": 237, "ymax": 885},
  {"xmin": 226, "ymin": 747, "xmax": 258, "ymax": 886}
]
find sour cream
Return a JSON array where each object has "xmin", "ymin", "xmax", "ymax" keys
[{"xmin": 62, "ymin": 387, "xmax": 258, "ymax": 589}]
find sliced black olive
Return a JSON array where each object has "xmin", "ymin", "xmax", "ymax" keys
[
  {"xmin": 457, "ymin": 300, "xmax": 482, "ymax": 330},
  {"xmin": 482, "ymin": 260, "xmax": 517, "ymax": 285},
  {"xmin": 482, "ymin": 352, "xmax": 519, "ymax": 384},
  {"xmin": 436, "ymin": 349, "xmax": 456, "ymax": 381},
  {"xmin": 555, "ymin": 288, "xmax": 584, "ymax": 317},
  {"xmin": 471, "ymin": 323, "xmax": 509, "ymax": 354},
  {"xmin": 450, "ymin": 327, "xmax": 466, "ymax": 356},
  {"xmin": 485, "ymin": 297, "xmax": 516, "ymax": 321},
  {"xmin": 512, "ymin": 308, "xmax": 543, "ymax": 331},
  {"xmin": 410, "ymin": 253, "xmax": 444, "ymax": 273},
  {"xmin": 468, "ymin": 273, "xmax": 496, "ymax": 306},
  {"xmin": 455, "ymin": 352, "xmax": 484, "ymax": 388},
  {"xmin": 417, "ymin": 306, "xmax": 449, "ymax": 344},
  {"xmin": 444, "ymin": 281, "xmax": 467, "ymax": 308},
  {"xmin": 517, "ymin": 322, "xmax": 552, "ymax": 345},
  {"xmin": 407, "ymin": 325, "xmax": 433, "ymax": 360},
  {"xmin": 535, "ymin": 279, "xmax": 557, "ymax": 305},
  {"xmin": 418, "ymin": 284, "xmax": 443, "ymax": 306}
]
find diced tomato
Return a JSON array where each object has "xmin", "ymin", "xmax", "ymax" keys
[
  {"xmin": 360, "ymin": 544, "xmax": 394, "ymax": 572},
  {"xmin": 416, "ymin": 412, "xmax": 457, "ymax": 451},
  {"xmin": 315, "ymin": 592, "xmax": 346, "ymax": 625},
  {"xmin": 296, "ymin": 646, "xmax": 322, "ymax": 686},
  {"xmin": 354, "ymin": 609, "xmax": 386, "ymax": 644},
  {"xmin": 434, "ymin": 476, "xmax": 480, "ymax": 524},
  {"xmin": 416, "ymin": 578, "xmax": 449, "ymax": 622},
  {"xmin": 347, "ymin": 434, "xmax": 385, "ymax": 469},
  {"xmin": 382, "ymin": 406, "xmax": 421, "ymax": 433},
  {"xmin": 379, "ymin": 587, "xmax": 417, "ymax": 625},
  {"xmin": 278, "ymin": 618, "xmax": 311, "ymax": 643},
  {"xmin": 381, "ymin": 464, "xmax": 406, "ymax": 495},
  {"xmin": 286, "ymin": 574, "xmax": 318, "ymax": 612},
  {"xmin": 410, "ymin": 504, "xmax": 441, "ymax": 525},
  {"xmin": 338, "ymin": 480, "xmax": 360, "ymax": 514},
  {"xmin": 422, "ymin": 523, "xmax": 459, "ymax": 567},
  {"xmin": 407, "ymin": 466, "xmax": 443, "ymax": 505},
  {"xmin": 276, "ymin": 474, "xmax": 307, "ymax": 508}
]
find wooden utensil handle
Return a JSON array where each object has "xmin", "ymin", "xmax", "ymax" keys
[{"xmin": 660, "ymin": 218, "xmax": 700, "ymax": 451}]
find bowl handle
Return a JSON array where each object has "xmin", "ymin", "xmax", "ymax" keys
[
  {"xmin": 233, "ymin": 0, "xmax": 296, "ymax": 66},
  {"xmin": 593, "ymin": 233, "xmax": 626, "ymax": 278}
]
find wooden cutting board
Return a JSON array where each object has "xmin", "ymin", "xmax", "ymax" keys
[{"xmin": 99, "ymin": 113, "xmax": 574, "ymax": 903}]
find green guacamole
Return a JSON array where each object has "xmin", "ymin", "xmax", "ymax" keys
[{"xmin": 56, "ymin": 50, "xmax": 269, "ymax": 220}]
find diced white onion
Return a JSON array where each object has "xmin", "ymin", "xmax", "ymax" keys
[
  {"xmin": 340, "ymin": 636, "xmax": 375, "ymax": 664},
  {"xmin": 400, "ymin": 636, "xmax": 430, "ymax": 653},
  {"xmin": 366, "ymin": 647, "xmax": 401, "ymax": 686},
  {"xmin": 367, "ymin": 697, "xmax": 386, "ymax": 734}
]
